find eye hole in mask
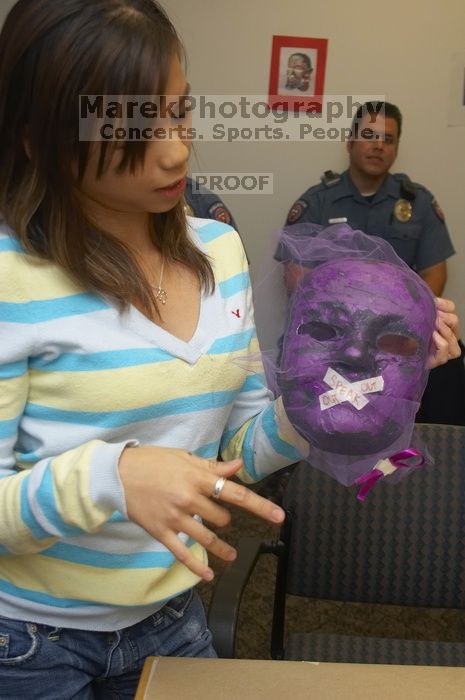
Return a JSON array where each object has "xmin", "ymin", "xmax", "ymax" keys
[
  {"xmin": 297, "ymin": 321, "xmax": 338, "ymax": 341},
  {"xmin": 376, "ymin": 334, "xmax": 419, "ymax": 356}
]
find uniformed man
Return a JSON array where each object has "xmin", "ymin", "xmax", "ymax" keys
[
  {"xmin": 280, "ymin": 101, "xmax": 454, "ymax": 295},
  {"xmin": 279, "ymin": 100, "xmax": 465, "ymax": 425}
]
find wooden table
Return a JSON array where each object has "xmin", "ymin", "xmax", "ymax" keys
[{"xmin": 136, "ymin": 656, "xmax": 465, "ymax": 699}]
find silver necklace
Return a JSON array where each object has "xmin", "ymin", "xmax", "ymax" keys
[{"xmin": 153, "ymin": 259, "xmax": 167, "ymax": 305}]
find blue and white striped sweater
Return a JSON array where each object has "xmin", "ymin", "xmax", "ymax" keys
[{"xmin": 0, "ymin": 217, "xmax": 301, "ymax": 630}]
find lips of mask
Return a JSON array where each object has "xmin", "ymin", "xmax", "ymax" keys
[{"xmin": 278, "ymin": 259, "xmax": 436, "ymax": 455}]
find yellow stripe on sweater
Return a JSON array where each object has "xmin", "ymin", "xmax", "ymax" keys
[
  {"xmin": 0, "ymin": 542, "xmax": 206, "ymax": 606},
  {"xmin": 28, "ymin": 347, "xmax": 257, "ymax": 412},
  {"xmin": 0, "ymin": 253, "xmax": 82, "ymax": 302}
]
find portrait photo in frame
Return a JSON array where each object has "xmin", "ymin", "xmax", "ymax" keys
[{"xmin": 268, "ymin": 35, "xmax": 328, "ymax": 112}]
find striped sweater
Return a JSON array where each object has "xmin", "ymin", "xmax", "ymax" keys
[{"xmin": 0, "ymin": 217, "xmax": 301, "ymax": 631}]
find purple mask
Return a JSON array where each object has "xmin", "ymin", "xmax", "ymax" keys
[{"xmin": 278, "ymin": 258, "xmax": 436, "ymax": 457}]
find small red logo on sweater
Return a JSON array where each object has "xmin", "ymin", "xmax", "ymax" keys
[{"xmin": 231, "ymin": 309, "xmax": 241, "ymax": 318}]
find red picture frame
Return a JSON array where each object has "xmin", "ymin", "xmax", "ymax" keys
[{"xmin": 268, "ymin": 35, "xmax": 328, "ymax": 113}]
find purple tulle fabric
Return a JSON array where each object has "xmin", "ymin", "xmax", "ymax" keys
[{"xmin": 275, "ymin": 223, "xmax": 436, "ymax": 490}]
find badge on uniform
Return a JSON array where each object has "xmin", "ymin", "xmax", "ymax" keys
[
  {"xmin": 393, "ymin": 198, "xmax": 413, "ymax": 223},
  {"xmin": 208, "ymin": 201, "xmax": 232, "ymax": 225},
  {"xmin": 286, "ymin": 199, "xmax": 308, "ymax": 224}
]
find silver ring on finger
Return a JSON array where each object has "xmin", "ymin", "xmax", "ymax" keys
[{"xmin": 211, "ymin": 476, "xmax": 227, "ymax": 501}]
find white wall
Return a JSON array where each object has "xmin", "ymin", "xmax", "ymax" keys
[{"xmin": 164, "ymin": 0, "xmax": 465, "ymax": 347}]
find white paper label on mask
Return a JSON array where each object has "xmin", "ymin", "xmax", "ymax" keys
[
  {"xmin": 319, "ymin": 368, "xmax": 384, "ymax": 411},
  {"xmin": 373, "ymin": 458, "xmax": 397, "ymax": 476}
]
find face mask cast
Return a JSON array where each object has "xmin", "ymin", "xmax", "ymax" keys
[{"xmin": 278, "ymin": 258, "xmax": 436, "ymax": 458}]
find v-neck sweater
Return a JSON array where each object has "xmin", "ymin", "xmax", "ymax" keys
[{"xmin": 0, "ymin": 217, "xmax": 301, "ymax": 630}]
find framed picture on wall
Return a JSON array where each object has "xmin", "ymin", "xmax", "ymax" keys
[{"xmin": 268, "ymin": 35, "xmax": 328, "ymax": 113}]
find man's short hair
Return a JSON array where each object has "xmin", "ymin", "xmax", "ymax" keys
[{"xmin": 351, "ymin": 101, "xmax": 403, "ymax": 140}]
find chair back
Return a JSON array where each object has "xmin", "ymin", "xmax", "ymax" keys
[{"xmin": 283, "ymin": 424, "xmax": 465, "ymax": 608}]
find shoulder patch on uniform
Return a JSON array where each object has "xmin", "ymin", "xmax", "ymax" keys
[
  {"xmin": 207, "ymin": 201, "xmax": 232, "ymax": 225},
  {"xmin": 286, "ymin": 199, "xmax": 308, "ymax": 224},
  {"xmin": 432, "ymin": 198, "xmax": 445, "ymax": 222}
]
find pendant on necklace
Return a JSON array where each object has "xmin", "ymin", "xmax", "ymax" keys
[{"xmin": 154, "ymin": 286, "xmax": 167, "ymax": 305}]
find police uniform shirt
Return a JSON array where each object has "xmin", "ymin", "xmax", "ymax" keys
[
  {"xmin": 184, "ymin": 177, "xmax": 238, "ymax": 230},
  {"xmin": 280, "ymin": 170, "xmax": 454, "ymax": 272}
]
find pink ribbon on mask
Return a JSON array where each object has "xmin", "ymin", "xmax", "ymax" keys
[{"xmin": 354, "ymin": 448, "xmax": 425, "ymax": 502}]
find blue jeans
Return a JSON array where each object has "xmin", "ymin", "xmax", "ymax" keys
[{"xmin": 0, "ymin": 588, "xmax": 216, "ymax": 699}]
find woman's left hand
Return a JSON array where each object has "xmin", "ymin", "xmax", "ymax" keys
[{"xmin": 427, "ymin": 297, "xmax": 461, "ymax": 369}]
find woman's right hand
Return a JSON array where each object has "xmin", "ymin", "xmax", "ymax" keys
[{"xmin": 118, "ymin": 446, "xmax": 285, "ymax": 581}]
